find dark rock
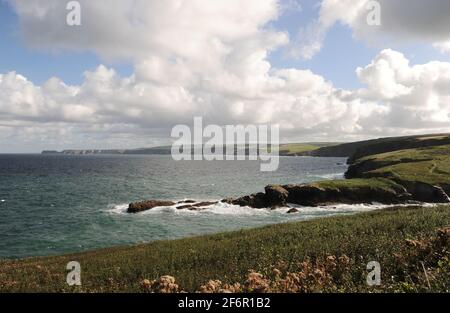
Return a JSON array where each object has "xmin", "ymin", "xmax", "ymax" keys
[
  {"xmin": 194, "ymin": 201, "xmax": 217, "ymax": 207},
  {"xmin": 287, "ymin": 208, "xmax": 299, "ymax": 214},
  {"xmin": 283, "ymin": 184, "xmax": 336, "ymax": 206},
  {"xmin": 396, "ymin": 192, "xmax": 414, "ymax": 202},
  {"xmin": 128, "ymin": 200, "xmax": 175, "ymax": 213},
  {"xmin": 223, "ymin": 193, "xmax": 268, "ymax": 208},
  {"xmin": 187, "ymin": 206, "xmax": 207, "ymax": 211},
  {"xmin": 265, "ymin": 185, "xmax": 289, "ymax": 207},
  {"xmin": 177, "ymin": 200, "xmax": 196, "ymax": 204},
  {"xmin": 282, "ymin": 182, "xmax": 407, "ymax": 206},
  {"xmin": 400, "ymin": 181, "xmax": 450, "ymax": 203},
  {"xmin": 221, "ymin": 198, "xmax": 234, "ymax": 204},
  {"xmin": 177, "ymin": 201, "xmax": 218, "ymax": 211}
]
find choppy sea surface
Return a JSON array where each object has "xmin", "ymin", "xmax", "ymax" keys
[{"xmin": 0, "ymin": 154, "xmax": 382, "ymax": 259}]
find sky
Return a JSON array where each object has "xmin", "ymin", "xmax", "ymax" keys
[{"xmin": 0, "ymin": 0, "xmax": 450, "ymax": 153}]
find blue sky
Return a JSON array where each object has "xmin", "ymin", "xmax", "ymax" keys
[
  {"xmin": 1, "ymin": 0, "xmax": 449, "ymax": 89},
  {"xmin": 0, "ymin": 1, "xmax": 133, "ymax": 86},
  {"xmin": 1, "ymin": 0, "xmax": 450, "ymax": 152}
]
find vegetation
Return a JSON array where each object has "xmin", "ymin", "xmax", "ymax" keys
[
  {"xmin": 308, "ymin": 133, "xmax": 450, "ymax": 158},
  {"xmin": 7, "ymin": 134, "xmax": 450, "ymax": 293},
  {"xmin": 352, "ymin": 145, "xmax": 450, "ymax": 188},
  {"xmin": 313, "ymin": 177, "xmax": 405, "ymax": 193},
  {"xmin": 1, "ymin": 205, "xmax": 449, "ymax": 292},
  {"xmin": 279, "ymin": 143, "xmax": 339, "ymax": 156}
]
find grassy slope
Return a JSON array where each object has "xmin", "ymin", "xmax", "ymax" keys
[
  {"xmin": 279, "ymin": 143, "xmax": 339, "ymax": 156},
  {"xmin": 280, "ymin": 143, "xmax": 320, "ymax": 155},
  {"xmin": 1, "ymin": 205, "xmax": 449, "ymax": 292},
  {"xmin": 309, "ymin": 133, "xmax": 450, "ymax": 158},
  {"xmin": 313, "ymin": 177, "xmax": 404, "ymax": 192},
  {"xmin": 302, "ymin": 145, "xmax": 450, "ymax": 198},
  {"xmin": 357, "ymin": 145, "xmax": 450, "ymax": 187}
]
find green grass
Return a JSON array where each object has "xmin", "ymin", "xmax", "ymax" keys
[
  {"xmin": 355, "ymin": 145, "xmax": 450, "ymax": 187},
  {"xmin": 279, "ymin": 143, "xmax": 338, "ymax": 155},
  {"xmin": 280, "ymin": 143, "xmax": 320, "ymax": 154},
  {"xmin": 313, "ymin": 177, "xmax": 405, "ymax": 192},
  {"xmin": 1, "ymin": 205, "xmax": 449, "ymax": 292}
]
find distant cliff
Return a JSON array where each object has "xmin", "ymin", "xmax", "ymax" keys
[
  {"xmin": 42, "ymin": 133, "xmax": 450, "ymax": 159},
  {"xmin": 41, "ymin": 147, "xmax": 172, "ymax": 155},
  {"xmin": 302, "ymin": 133, "xmax": 450, "ymax": 162}
]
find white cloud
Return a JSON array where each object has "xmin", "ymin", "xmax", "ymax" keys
[
  {"xmin": 1, "ymin": 0, "xmax": 450, "ymax": 152},
  {"xmin": 293, "ymin": 0, "xmax": 450, "ymax": 60},
  {"xmin": 356, "ymin": 49, "xmax": 450, "ymax": 126}
]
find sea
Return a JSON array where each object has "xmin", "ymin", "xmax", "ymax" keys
[{"xmin": 0, "ymin": 154, "xmax": 383, "ymax": 259}]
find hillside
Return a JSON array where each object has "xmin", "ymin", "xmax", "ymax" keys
[
  {"xmin": 1, "ymin": 205, "xmax": 449, "ymax": 292},
  {"xmin": 42, "ymin": 146, "xmax": 173, "ymax": 155},
  {"xmin": 302, "ymin": 133, "xmax": 450, "ymax": 160},
  {"xmin": 219, "ymin": 140, "xmax": 450, "ymax": 209},
  {"xmin": 42, "ymin": 143, "xmax": 340, "ymax": 156},
  {"xmin": 279, "ymin": 142, "xmax": 340, "ymax": 156}
]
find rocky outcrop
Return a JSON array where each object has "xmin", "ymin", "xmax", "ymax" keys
[
  {"xmin": 177, "ymin": 200, "xmax": 196, "ymax": 204},
  {"xmin": 222, "ymin": 185, "xmax": 291, "ymax": 209},
  {"xmin": 128, "ymin": 180, "xmax": 449, "ymax": 214},
  {"xmin": 287, "ymin": 208, "xmax": 299, "ymax": 214},
  {"xmin": 128, "ymin": 200, "xmax": 176, "ymax": 213},
  {"xmin": 345, "ymin": 155, "xmax": 450, "ymax": 204},
  {"xmin": 396, "ymin": 181, "xmax": 450, "ymax": 203},
  {"xmin": 176, "ymin": 201, "xmax": 218, "ymax": 211},
  {"xmin": 176, "ymin": 204, "xmax": 195, "ymax": 210},
  {"xmin": 222, "ymin": 180, "xmax": 418, "ymax": 209},
  {"xmin": 129, "ymin": 200, "xmax": 218, "ymax": 213},
  {"xmin": 282, "ymin": 183, "xmax": 410, "ymax": 206},
  {"xmin": 222, "ymin": 193, "xmax": 268, "ymax": 209},
  {"xmin": 265, "ymin": 185, "xmax": 289, "ymax": 207}
]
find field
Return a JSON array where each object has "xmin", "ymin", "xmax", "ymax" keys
[
  {"xmin": 1, "ymin": 205, "xmax": 449, "ymax": 293},
  {"xmin": 279, "ymin": 143, "xmax": 339, "ymax": 156}
]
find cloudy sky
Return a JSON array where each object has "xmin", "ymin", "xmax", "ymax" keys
[{"xmin": 1, "ymin": 0, "xmax": 450, "ymax": 153}]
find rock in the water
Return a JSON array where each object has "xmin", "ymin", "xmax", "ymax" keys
[
  {"xmin": 265, "ymin": 185, "xmax": 289, "ymax": 207},
  {"xmin": 187, "ymin": 206, "xmax": 206, "ymax": 211},
  {"xmin": 177, "ymin": 200, "xmax": 196, "ymax": 204},
  {"xmin": 194, "ymin": 201, "xmax": 217, "ymax": 207},
  {"xmin": 128, "ymin": 200, "xmax": 175, "ymax": 213},
  {"xmin": 223, "ymin": 193, "xmax": 268, "ymax": 208},
  {"xmin": 287, "ymin": 208, "xmax": 299, "ymax": 214},
  {"xmin": 176, "ymin": 201, "xmax": 217, "ymax": 211},
  {"xmin": 282, "ymin": 182, "xmax": 407, "ymax": 206},
  {"xmin": 283, "ymin": 184, "xmax": 333, "ymax": 206}
]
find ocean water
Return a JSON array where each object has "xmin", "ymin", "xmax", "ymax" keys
[{"xmin": 0, "ymin": 154, "xmax": 378, "ymax": 259}]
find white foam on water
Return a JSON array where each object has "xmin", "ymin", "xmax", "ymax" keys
[
  {"xmin": 313, "ymin": 172, "xmax": 345, "ymax": 180},
  {"xmin": 185, "ymin": 201, "xmax": 273, "ymax": 216},
  {"xmin": 106, "ymin": 203, "xmax": 128, "ymax": 215},
  {"xmin": 107, "ymin": 200, "xmax": 437, "ymax": 217}
]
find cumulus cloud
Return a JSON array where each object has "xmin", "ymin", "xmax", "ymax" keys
[
  {"xmin": 1, "ymin": 0, "xmax": 450, "ymax": 152},
  {"xmin": 292, "ymin": 0, "xmax": 450, "ymax": 59},
  {"xmin": 356, "ymin": 49, "xmax": 450, "ymax": 127}
]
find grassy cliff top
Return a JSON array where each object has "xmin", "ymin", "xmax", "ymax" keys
[
  {"xmin": 352, "ymin": 144, "xmax": 450, "ymax": 187},
  {"xmin": 313, "ymin": 177, "xmax": 406, "ymax": 192}
]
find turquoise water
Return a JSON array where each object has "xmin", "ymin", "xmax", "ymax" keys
[{"xmin": 0, "ymin": 154, "xmax": 369, "ymax": 259}]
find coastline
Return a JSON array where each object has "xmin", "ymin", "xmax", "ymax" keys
[
  {"xmin": 1, "ymin": 205, "xmax": 448, "ymax": 292},
  {"xmin": 125, "ymin": 139, "xmax": 450, "ymax": 213},
  {"xmin": 2, "ymin": 133, "xmax": 449, "ymax": 292}
]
